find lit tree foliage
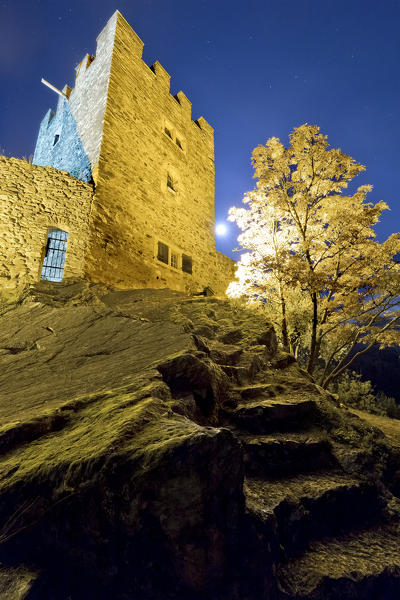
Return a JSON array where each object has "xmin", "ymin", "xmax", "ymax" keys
[{"xmin": 227, "ymin": 124, "xmax": 400, "ymax": 387}]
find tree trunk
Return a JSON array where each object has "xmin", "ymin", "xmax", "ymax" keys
[
  {"xmin": 307, "ymin": 292, "xmax": 318, "ymax": 374},
  {"xmin": 280, "ymin": 292, "xmax": 290, "ymax": 351}
]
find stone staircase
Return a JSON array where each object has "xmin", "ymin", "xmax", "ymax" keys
[
  {"xmin": 1, "ymin": 288, "xmax": 399, "ymax": 600},
  {"xmin": 278, "ymin": 522, "xmax": 400, "ymax": 599},
  {"xmin": 217, "ymin": 348, "xmax": 400, "ymax": 600}
]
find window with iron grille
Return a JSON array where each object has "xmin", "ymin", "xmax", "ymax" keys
[
  {"xmin": 157, "ymin": 241, "xmax": 169, "ymax": 264},
  {"xmin": 41, "ymin": 228, "xmax": 69, "ymax": 282},
  {"xmin": 170, "ymin": 252, "xmax": 179, "ymax": 269},
  {"xmin": 182, "ymin": 254, "xmax": 192, "ymax": 274}
]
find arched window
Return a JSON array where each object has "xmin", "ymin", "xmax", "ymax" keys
[{"xmin": 41, "ymin": 228, "xmax": 69, "ymax": 282}]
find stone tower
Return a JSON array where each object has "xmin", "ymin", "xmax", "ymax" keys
[{"xmin": 33, "ymin": 11, "xmax": 234, "ymax": 293}]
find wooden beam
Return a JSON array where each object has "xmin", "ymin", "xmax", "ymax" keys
[{"xmin": 41, "ymin": 78, "xmax": 68, "ymax": 99}]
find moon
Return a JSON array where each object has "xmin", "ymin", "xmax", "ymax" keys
[{"xmin": 215, "ymin": 223, "xmax": 228, "ymax": 236}]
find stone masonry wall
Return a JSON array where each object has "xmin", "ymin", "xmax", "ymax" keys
[
  {"xmin": 0, "ymin": 156, "xmax": 93, "ymax": 291},
  {"xmin": 33, "ymin": 13, "xmax": 117, "ymax": 182},
  {"xmin": 84, "ymin": 12, "xmax": 231, "ymax": 294},
  {"xmin": 213, "ymin": 251, "xmax": 236, "ymax": 294},
  {"xmin": 32, "ymin": 100, "xmax": 92, "ymax": 183}
]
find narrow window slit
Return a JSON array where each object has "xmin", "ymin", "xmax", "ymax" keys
[{"xmin": 167, "ymin": 173, "xmax": 176, "ymax": 192}]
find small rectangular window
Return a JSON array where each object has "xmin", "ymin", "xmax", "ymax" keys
[
  {"xmin": 170, "ymin": 252, "xmax": 179, "ymax": 269},
  {"xmin": 176, "ymin": 138, "xmax": 183, "ymax": 150},
  {"xmin": 164, "ymin": 127, "xmax": 172, "ymax": 139},
  {"xmin": 182, "ymin": 254, "xmax": 192, "ymax": 274},
  {"xmin": 157, "ymin": 241, "xmax": 169, "ymax": 264},
  {"xmin": 53, "ymin": 134, "xmax": 60, "ymax": 146}
]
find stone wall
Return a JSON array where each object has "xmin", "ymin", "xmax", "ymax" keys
[
  {"xmin": 32, "ymin": 100, "xmax": 92, "ymax": 183},
  {"xmin": 0, "ymin": 157, "xmax": 93, "ymax": 291},
  {"xmin": 33, "ymin": 13, "xmax": 117, "ymax": 183},
  {"xmin": 82, "ymin": 12, "xmax": 228, "ymax": 293},
  {"xmin": 213, "ymin": 251, "xmax": 236, "ymax": 294}
]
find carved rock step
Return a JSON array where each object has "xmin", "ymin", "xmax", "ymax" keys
[
  {"xmin": 277, "ymin": 522, "xmax": 400, "ymax": 599},
  {"xmin": 233, "ymin": 383, "xmax": 288, "ymax": 400},
  {"xmin": 245, "ymin": 472, "xmax": 386, "ymax": 558},
  {"xmin": 329, "ymin": 440, "xmax": 386, "ymax": 477},
  {"xmin": 223, "ymin": 395, "xmax": 320, "ymax": 434},
  {"xmin": 216, "ymin": 354, "xmax": 267, "ymax": 385},
  {"xmin": 220, "ymin": 364, "xmax": 250, "ymax": 385},
  {"xmin": 239, "ymin": 431, "xmax": 336, "ymax": 478}
]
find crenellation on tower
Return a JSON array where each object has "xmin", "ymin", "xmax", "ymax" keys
[
  {"xmin": 42, "ymin": 108, "xmax": 55, "ymax": 128},
  {"xmin": 74, "ymin": 54, "xmax": 95, "ymax": 83},
  {"xmin": 194, "ymin": 116, "xmax": 214, "ymax": 136},
  {"xmin": 175, "ymin": 91, "xmax": 192, "ymax": 118},
  {"xmin": 113, "ymin": 10, "xmax": 144, "ymax": 57},
  {"xmin": 95, "ymin": 10, "xmax": 118, "ymax": 50},
  {"xmin": 150, "ymin": 61, "xmax": 171, "ymax": 90}
]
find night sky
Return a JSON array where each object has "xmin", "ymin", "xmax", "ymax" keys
[{"xmin": 1, "ymin": 0, "xmax": 399, "ymax": 260}]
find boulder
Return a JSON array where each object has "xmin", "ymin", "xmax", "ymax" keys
[
  {"xmin": 0, "ymin": 392, "xmax": 244, "ymax": 599},
  {"xmin": 255, "ymin": 324, "xmax": 278, "ymax": 356},
  {"xmin": 218, "ymin": 329, "xmax": 244, "ymax": 345},
  {"xmin": 156, "ymin": 351, "xmax": 230, "ymax": 421}
]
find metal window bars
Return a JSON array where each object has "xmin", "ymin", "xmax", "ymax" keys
[
  {"xmin": 170, "ymin": 252, "xmax": 179, "ymax": 268},
  {"xmin": 41, "ymin": 228, "xmax": 69, "ymax": 282},
  {"xmin": 182, "ymin": 254, "xmax": 192, "ymax": 274},
  {"xmin": 157, "ymin": 241, "xmax": 169, "ymax": 264}
]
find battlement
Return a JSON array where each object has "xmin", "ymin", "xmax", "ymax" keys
[
  {"xmin": 112, "ymin": 12, "xmax": 212, "ymax": 132},
  {"xmin": 99, "ymin": 11, "xmax": 213, "ymax": 136},
  {"xmin": 75, "ymin": 54, "xmax": 95, "ymax": 82}
]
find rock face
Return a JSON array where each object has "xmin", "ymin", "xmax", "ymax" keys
[{"xmin": 0, "ymin": 279, "xmax": 399, "ymax": 599}]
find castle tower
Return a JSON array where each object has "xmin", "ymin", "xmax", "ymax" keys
[{"xmin": 33, "ymin": 11, "xmax": 234, "ymax": 293}]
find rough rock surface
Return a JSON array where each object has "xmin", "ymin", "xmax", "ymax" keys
[{"xmin": 0, "ymin": 279, "xmax": 399, "ymax": 599}]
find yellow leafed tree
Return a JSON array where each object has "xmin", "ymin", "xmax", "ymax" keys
[{"xmin": 227, "ymin": 124, "xmax": 400, "ymax": 388}]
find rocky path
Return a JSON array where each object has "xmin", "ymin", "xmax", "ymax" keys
[
  {"xmin": 0, "ymin": 280, "xmax": 399, "ymax": 600},
  {"xmin": 350, "ymin": 408, "xmax": 400, "ymax": 448},
  {"xmin": 214, "ymin": 334, "xmax": 400, "ymax": 599}
]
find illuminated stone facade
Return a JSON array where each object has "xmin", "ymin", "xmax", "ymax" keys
[
  {"xmin": 0, "ymin": 157, "xmax": 93, "ymax": 291},
  {"xmin": 5, "ymin": 11, "xmax": 234, "ymax": 294}
]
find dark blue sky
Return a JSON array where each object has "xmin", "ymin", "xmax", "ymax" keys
[{"xmin": 1, "ymin": 0, "xmax": 399, "ymax": 259}]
